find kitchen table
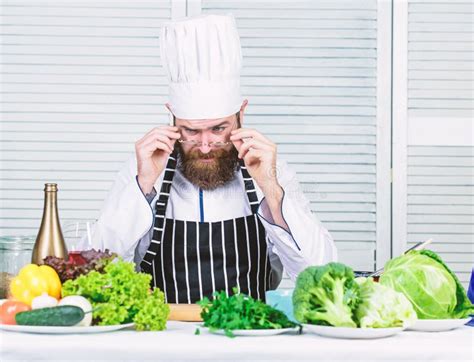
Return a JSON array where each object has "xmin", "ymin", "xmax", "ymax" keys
[{"xmin": 1, "ymin": 321, "xmax": 472, "ymax": 361}]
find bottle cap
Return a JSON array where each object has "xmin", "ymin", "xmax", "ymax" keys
[{"xmin": 44, "ymin": 183, "xmax": 58, "ymax": 192}]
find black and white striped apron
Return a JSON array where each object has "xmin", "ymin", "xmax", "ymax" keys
[{"xmin": 140, "ymin": 151, "xmax": 272, "ymax": 303}]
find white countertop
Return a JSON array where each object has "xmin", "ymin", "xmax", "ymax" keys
[{"xmin": 1, "ymin": 321, "xmax": 473, "ymax": 361}]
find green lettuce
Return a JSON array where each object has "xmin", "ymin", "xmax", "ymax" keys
[
  {"xmin": 355, "ymin": 277, "xmax": 417, "ymax": 328},
  {"xmin": 62, "ymin": 259, "xmax": 169, "ymax": 330},
  {"xmin": 380, "ymin": 249, "xmax": 474, "ymax": 319}
]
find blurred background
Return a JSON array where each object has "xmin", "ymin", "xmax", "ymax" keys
[{"xmin": 0, "ymin": 0, "xmax": 472, "ymax": 288}]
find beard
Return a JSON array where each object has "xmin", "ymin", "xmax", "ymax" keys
[{"xmin": 176, "ymin": 144, "xmax": 239, "ymax": 190}]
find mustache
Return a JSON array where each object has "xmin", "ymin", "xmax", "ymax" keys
[{"xmin": 183, "ymin": 147, "xmax": 233, "ymax": 160}]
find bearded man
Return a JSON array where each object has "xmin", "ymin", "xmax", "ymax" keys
[{"xmin": 93, "ymin": 14, "xmax": 337, "ymax": 303}]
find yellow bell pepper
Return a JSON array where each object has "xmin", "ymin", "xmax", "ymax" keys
[{"xmin": 9, "ymin": 264, "xmax": 62, "ymax": 306}]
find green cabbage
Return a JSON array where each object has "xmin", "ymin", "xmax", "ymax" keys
[
  {"xmin": 380, "ymin": 250, "xmax": 474, "ymax": 319},
  {"xmin": 355, "ymin": 277, "xmax": 417, "ymax": 328}
]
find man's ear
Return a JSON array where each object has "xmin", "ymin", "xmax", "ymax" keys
[{"xmin": 239, "ymin": 99, "xmax": 249, "ymax": 125}]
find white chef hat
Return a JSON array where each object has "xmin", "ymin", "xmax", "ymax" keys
[{"xmin": 160, "ymin": 14, "xmax": 243, "ymax": 120}]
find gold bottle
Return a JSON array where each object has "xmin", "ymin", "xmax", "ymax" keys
[{"xmin": 31, "ymin": 183, "xmax": 68, "ymax": 264}]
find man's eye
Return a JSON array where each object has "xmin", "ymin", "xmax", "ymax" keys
[
  {"xmin": 212, "ymin": 127, "xmax": 225, "ymax": 132},
  {"xmin": 186, "ymin": 129, "xmax": 198, "ymax": 135}
]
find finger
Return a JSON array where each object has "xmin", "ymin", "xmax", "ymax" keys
[
  {"xmin": 231, "ymin": 138, "xmax": 244, "ymax": 153},
  {"xmin": 141, "ymin": 126, "xmax": 178, "ymax": 141},
  {"xmin": 152, "ymin": 139, "xmax": 174, "ymax": 154},
  {"xmin": 237, "ymin": 139, "xmax": 272, "ymax": 159},
  {"xmin": 149, "ymin": 128, "xmax": 181, "ymax": 140},
  {"xmin": 243, "ymin": 133, "xmax": 272, "ymax": 147},
  {"xmin": 138, "ymin": 140, "xmax": 171, "ymax": 157},
  {"xmin": 142, "ymin": 137, "xmax": 173, "ymax": 154},
  {"xmin": 242, "ymin": 147, "xmax": 264, "ymax": 164},
  {"xmin": 230, "ymin": 128, "xmax": 273, "ymax": 146},
  {"xmin": 238, "ymin": 138, "xmax": 272, "ymax": 152},
  {"xmin": 141, "ymin": 138, "xmax": 171, "ymax": 154},
  {"xmin": 140, "ymin": 131, "xmax": 179, "ymax": 150},
  {"xmin": 146, "ymin": 133, "xmax": 175, "ymax": 151},
  {"xmin": 137, "ymin": 126, "xmax": 180, "ymax": 144}
]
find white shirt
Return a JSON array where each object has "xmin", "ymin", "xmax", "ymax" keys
[{"xmin": 91, "ymin": 155, "xmax": 337, "ymax": 288}]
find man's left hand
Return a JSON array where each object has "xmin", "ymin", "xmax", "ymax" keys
[
  {"xmin": 230, "ymin": 128, "xmax": 280, "ymax": 195},
  {"xmin": 231, "ymin": 128, "xmax": 289, "ymax": 231}
]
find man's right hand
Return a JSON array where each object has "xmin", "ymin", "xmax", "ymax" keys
[{"xmin": 135, "ymin": 126, "xmax": 180, "ymax": 194}]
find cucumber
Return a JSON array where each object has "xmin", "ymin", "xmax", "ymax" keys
[{"xmin": 15, "ymin": 305, "xmax": 85, "ymax": 326}]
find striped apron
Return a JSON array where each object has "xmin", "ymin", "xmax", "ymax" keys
[{"xmin": 140, "ymin": 151, "xmax": 272, "ymax": 303}]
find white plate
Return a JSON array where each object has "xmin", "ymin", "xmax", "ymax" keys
[
  {"xmin": 407, "ymin": 317, "xmax": 471, "ymax": 332},
  {"xmin": 0, "ymin": 323, "xmax": 134, "ymax": 334},
  {"xmin": 202, "ymin": 325, "xmax": 301, "ymax": 337},
  {"xmin": 303, "ymin": 324, "xmax": 404, "ymax": 339}
]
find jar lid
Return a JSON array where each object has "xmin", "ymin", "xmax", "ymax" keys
[{"xmin": 0, "ymin": 236, "xmax": 36, "ymax": 251}]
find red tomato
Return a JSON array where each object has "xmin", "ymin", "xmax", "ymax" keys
[{"xmin": 0, "ymin": 300, "xmax": 30, "ymax": 325}]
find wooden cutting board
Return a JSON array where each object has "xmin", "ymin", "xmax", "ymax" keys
[{"xmin": 168, "ymin": 304, "xmax": 203, "ymax": 322}]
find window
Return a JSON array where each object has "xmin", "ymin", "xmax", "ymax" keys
[{"xmin": 393, "ymin": 0, "xmax": 474, "ymax": 287}]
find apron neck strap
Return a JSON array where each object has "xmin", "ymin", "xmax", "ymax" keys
[
  {"xmin": 154, "ymin": 150, "xmax": 178, "ymax": 218},
  {"xmin": 238, "ymin": 159, "xmax": 260, "ymax": 214}
]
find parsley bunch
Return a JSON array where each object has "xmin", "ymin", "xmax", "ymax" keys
[{"xmin": 197, "ymin": 288, "xmax": 300, "ymax": 337}]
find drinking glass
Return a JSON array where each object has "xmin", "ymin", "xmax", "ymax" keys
[{"xmin": 62, "ymin": 220, "xmax": 96, "ymax": 264}]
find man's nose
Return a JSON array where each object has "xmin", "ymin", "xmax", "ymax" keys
[
  {"xmin": 199, "ymin": 144, "xmax": 212, "ymax": 154},
  {"xmin": 198, "ymin": 133, "xmax": 212, "ymax": 154}
]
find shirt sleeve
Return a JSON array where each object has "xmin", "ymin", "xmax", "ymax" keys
[
  {"xmin": 89, "ymin": 156, "xmax": 157, "ymax": 262},
  {"xmin": 145, "ymin": 188, "xmax": 157, "ymax": 204},
  {"xmin": 256, "ymin": 160, "xmax": 338, "ymax": 281}
]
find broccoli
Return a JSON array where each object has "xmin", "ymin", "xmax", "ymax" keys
[{"xmin": 292, "ymin": 262, "xmax": 359, "ymax": 327}]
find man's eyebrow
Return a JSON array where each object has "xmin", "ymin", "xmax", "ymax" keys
[
  {"xmin": 208, "ymin": 121, "xmax": 230, "ymax": 129},
  {"xmin": 182, "ymin": 125, "xmax": 198, "ymax": 131},
  {"xmin": 182, "ymin": 121, "xmax": 230, "ymax": 131}
]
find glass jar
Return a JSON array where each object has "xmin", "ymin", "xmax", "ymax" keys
[{"xmin": 0, "ymin": 235, "xmax": 36, "ymax": 299}]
